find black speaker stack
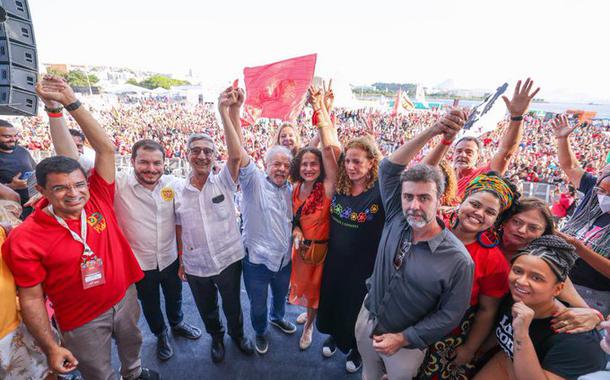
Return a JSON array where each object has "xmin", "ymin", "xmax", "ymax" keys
[{"xmin": 0, "ymin": 0, "xmax": 37, "ymax": 116}]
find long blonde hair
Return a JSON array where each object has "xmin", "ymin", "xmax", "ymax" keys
[{"xmin": 336, "ymin": 136, "xmax": 382, "ymax": 195}]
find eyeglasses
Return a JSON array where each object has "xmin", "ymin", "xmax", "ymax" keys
[
  {"xmin": 508, "ymin": 217, "xmax": 544, "ymax": 234},
  {"xmin": 394, "ymin": 238, "xmax": 411, "ymax": 270},
  {"xmin": 189, "ymin": 147, "xmax": 214, "ymax": 157}
]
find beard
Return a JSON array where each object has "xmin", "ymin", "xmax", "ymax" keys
[
  {"xmin": 0, "ymin": 141, "xmax": 16, "ymax": 150},
  {"xmin": 135, "ymin": 170, "xmax": 161, "ymax": 185},
  {"xmin": 404, "ymin": 209, "xmax": 432, "ymax": 229}
]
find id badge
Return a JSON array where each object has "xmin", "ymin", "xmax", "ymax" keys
[{"xmin": 81, "ymin": 257, "xmax": 106, "ymax": 289}]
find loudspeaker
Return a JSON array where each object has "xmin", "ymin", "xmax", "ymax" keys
[{"xmin": 0, "ymin": 0, "xmax": 38, "ymax": 116}]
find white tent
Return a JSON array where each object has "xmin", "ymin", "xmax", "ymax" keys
[
  {"xmin": 103, "ymin": 83, "xmax": 151, "ymax": 95},
  {"xmin": 151, "ymin": 87, "xmax": 169, "ymax": 95}
]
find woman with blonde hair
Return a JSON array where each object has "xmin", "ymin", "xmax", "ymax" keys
[
  {"xmin": 316, "ymin": 135, "xmax": 386, "ymax": 373},
  {"xmin": 275, "ymin": 122, "xmax": 302, "ymax": 157}
]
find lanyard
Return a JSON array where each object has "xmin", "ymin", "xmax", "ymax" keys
[{"xmin": 48, "ymin": 206, "xmax": 95, "ymax": 258}]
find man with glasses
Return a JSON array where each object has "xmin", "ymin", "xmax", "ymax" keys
[
  {"xmin": 355, "ymin": 110, "xmax": 474, "ymax": 380},
  {"xmin": 2, "ymin": 76, "xmax": 159, "ymax": 379},
  {"xmin": 174, "ymin": 89, "xmax": 254, "ymax": 363}
]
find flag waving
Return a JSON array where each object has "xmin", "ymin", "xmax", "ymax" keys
[{"xmin": 242, "ymin": 54, "xmax": 317, "ymax": 125}]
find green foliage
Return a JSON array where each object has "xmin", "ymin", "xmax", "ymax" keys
[
  {"xmin": 126, "ymin": 78, "xmax": 139, "ymax": 86},
  {"xmin": 56, "ymin": 70, "xmax": 100, "ymax": 87},
  {"xmin": 134, "ymin": 75, "xmax": 190, "ymax": 90}
]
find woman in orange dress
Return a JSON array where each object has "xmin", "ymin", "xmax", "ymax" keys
[{"xmin": 290, "ymin": 83, "xmax": 339, "ymax": 350}]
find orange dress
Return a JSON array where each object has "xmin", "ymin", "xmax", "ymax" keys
[{"xmin": 289, "ymin": 182, "xmax": 331, "ymax": 309}]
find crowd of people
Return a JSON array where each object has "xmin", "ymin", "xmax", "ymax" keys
[
  {"xmin": 0, "ymin": 74, "xmax": 609, "ymax": 380},
  {"xmin": 11, "ymin": 94, "xmax": 610, "ymax": 189}
]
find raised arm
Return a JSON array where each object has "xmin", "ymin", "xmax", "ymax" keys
[
  {"xmin": 310, "ymin": 83, "xmax": 340, "ymax": 197},
  {"xmin": 422, "ymin": 118, "xmax": 461, "ymax": 166},
  {"xmin": 490, "ymin": 78, "xmax": 540, "ymax": 175},
  {"xmin": 390, "ymin": 109, "xmax": 466, "ymax": 166},
  {"xmin": 36, "ymin": 75, "xmax": 116, "ymax": 182},
  {"xmin": 228, "ymin": 87, "xmax": 250, "ymax": 167},
  {"xmin": 18, "ymin": 284, "xmax": 78, "ymax": 374},
  {"xmin": 549, "ymin": 115, "xmax": 585, "ymax": 188},
  {"xmin": 35, "ymin": 79, "xmax": 79, "ymax": 160},
  {"xmin": 217, "ymin": 88, "xmax": 244, "ymax": 181}
]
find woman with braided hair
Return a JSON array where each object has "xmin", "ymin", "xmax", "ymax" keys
[
  {"xmin": 418, "ymin": 173, "xmax": 518, "ymax": 379},
  {"xmin": 474, "ymin": 235, "xmax": 607, "ymax": 380}
]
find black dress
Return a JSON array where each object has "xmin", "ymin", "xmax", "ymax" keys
[{"xmin": 316, "ymin": 181, "xmax": 385, "ymax": 353}]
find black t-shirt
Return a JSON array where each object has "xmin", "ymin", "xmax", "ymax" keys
[
  {"xmin": 568, "ymin": 173, "xmax": 610, "ymax": 291},
  {"xmin": 495, "ymin": 296, "xmax": 606, "ymax": 380},
  {"xmin": 0, "ymin": 145, "xmax": 35, "ymax": 206}
]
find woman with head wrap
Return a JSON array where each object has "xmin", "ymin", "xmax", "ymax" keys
[
  {"xmin": 418, "ymin": 173, "xmax": 518, "ymax": 379},
  {"xmin": 474, "ymin": 235, "xmax": 607, "ymax": 380},
  {"xmin": 550, "ymin": 115, "xmax": 610, "ymax": 316}
]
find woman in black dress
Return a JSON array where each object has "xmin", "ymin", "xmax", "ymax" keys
[{"xmin": 316, "ymin": 136, "xmax": 384, "ymax": 373}]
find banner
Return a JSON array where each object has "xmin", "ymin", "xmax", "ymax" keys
[
  {"xmin": 460, "ymin": 82, "xmax": 508, "ymax": 138},
  {"xmin": 242, "ymin": 54, "xmax": 317, "ymax": 125}
]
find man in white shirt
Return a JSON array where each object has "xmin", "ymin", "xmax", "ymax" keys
[
  {"xmin": 113, "ymin": 140, "xmax": 201, "ymax": 360},
  {"xmin": 174, "ymin": 89, "xmax": 254, "ymax": 363},
  {"xmin": 49, "ymin": 124, "xmax": 202, "ymax": 361}
]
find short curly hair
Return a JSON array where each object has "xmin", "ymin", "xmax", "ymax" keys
[{"xmin": 336, "ymin": 136, "xmax": 382, "ymax": 195}]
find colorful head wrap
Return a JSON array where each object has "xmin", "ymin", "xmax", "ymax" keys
[{"xmin": 463, "ymin": 174, "xmax": 515, "ymax": 213}]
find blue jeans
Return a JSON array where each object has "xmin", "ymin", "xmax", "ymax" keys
[{"xmin": 243, "ymin": 256, "xmax": 291, "ymax": 336}]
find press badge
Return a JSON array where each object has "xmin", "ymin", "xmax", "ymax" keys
[{"xmin": 81, "ymin": 256, "xmax": 106, "ymax": 289}]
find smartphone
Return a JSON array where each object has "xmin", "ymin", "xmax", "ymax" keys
[{"xmin": 21, "ymin": 171, "xmax": 34, "ymax": 180}]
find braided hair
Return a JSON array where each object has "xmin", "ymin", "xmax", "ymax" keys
[{"xmin": 512, "ymin": 235, "xmax": 577, "ymax": 282}]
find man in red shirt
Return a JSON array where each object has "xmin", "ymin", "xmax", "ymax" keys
[
  {"xmin": 2, "ymin": 77, "xmax": 160, "ymax": 380},
  {"xmin": 424, "ymin": 78, "xmax": 540, "ymax": 201}
]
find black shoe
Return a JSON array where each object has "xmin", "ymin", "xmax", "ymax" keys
[
  {"xmin": 172, "ymin": 322, "xmax": 202, "ymax": 340},
  {"xmin": 270, "ymin": 319, "xmax": 297, "ymax": 335},
  {"xmin": 255, "ymin": 334, "xmax": 269, "ymax": 355},
  {"xmin": 322, "ymin": 336, "xmax": 337, "ymax": 358},
  {"xmin": 136, "ymin": 368, "xmax": 161, "ymax": 380},
  {"xmin": 211, "ymin": 335, "xmax": 225, "ymax": 363},
  {"xmin": 346, "ymin": 349, "xmax": 362, "ymax": 373},
  {"xmin": 231, "ymin": 335, "xmax": 255, "ymax": 356},
  {"xmin": 156, "ymin": 331, "xmax": 174, "ymax": 361}
]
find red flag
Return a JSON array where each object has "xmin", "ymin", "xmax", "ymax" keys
[{"xmin": 242, "ymin": 54, "xmax": 317, "ymax": 125}]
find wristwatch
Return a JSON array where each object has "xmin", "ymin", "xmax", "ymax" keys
[
  {"xmin": 64, "ymin": 100, "xmax": 82, "ymax": 112},
  {"xmin": 510, "ymin": 115, "xmax": 524, "ymax": 121},
  {"xmin": 44, "ymin": 105, "xmax": 63, "ymax": 113}
]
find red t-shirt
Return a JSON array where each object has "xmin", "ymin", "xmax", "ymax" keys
[
  {"xmin": 1, "ymin": 171, "xmax": 143, "ymax": 331},
  {"xmin": 456, "ymin": 163, "xmax": 492, "ymax": 201},
  {"xmin": 464, "ymin": 234, "xmax": 510, "ymax": 306}
]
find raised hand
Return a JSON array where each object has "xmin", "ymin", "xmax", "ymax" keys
[
  {"xmin": 432, "ymin": 108, "xmax": 467, "ymax": 138},
  {"xmin": 35, "ymin": 75, "xmax": 77, "ymax": 107},
  {"xmin": 502, "ymin": 78, "xmax": 540, "ymax": 117},
  {"xmin": 549, "ymin": 115, "xmax": 577, "ymax": 139},
  {"xmin": 307, "ymin": 85, "xmax": 324, "ymax": 111},
  {"xmin": 323, "ymin": 79, "xmax": 334, "ymax": 113},
  {"xmin": 218, "ymin": 87, "xmax": 238, "ymax": 111}
]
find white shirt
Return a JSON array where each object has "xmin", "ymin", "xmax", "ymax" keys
[
  {"xmin": 239, "ymin": 161, "xmax": 292, "ymax": 272},
  {"xmin": 114, "ymin": 170, "xmax": 185, "ymax": 271},
  {"xmin": 175, "ymin": 164, "xmax": 244, "ymax": 277}
]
